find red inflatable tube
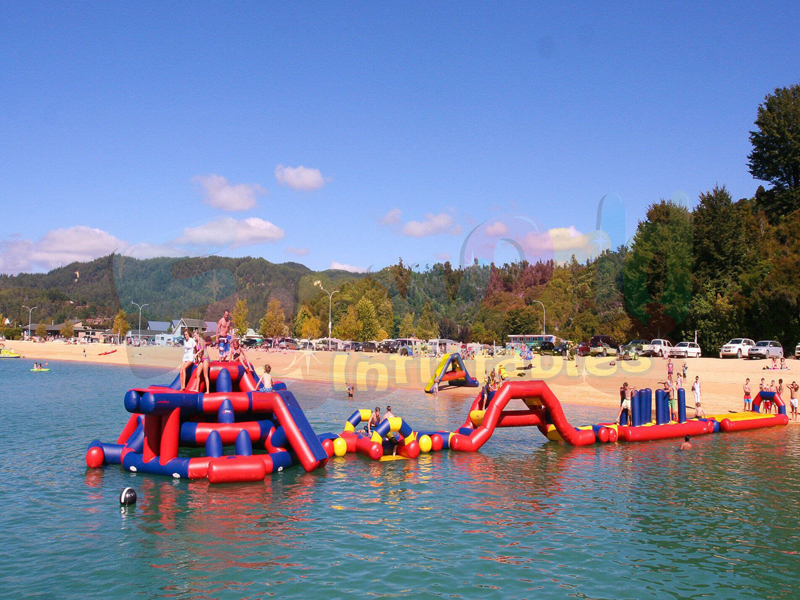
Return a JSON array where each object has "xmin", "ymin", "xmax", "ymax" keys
[
  {"xmin": 619, "ymin": 419, "xmax": 711, "ymax": 442},
  {"xmin": 397, "ymin": 440, "xmax": 420, "ymax": 459},
  {"xmin": 199, "ymin": 392, "xmax": 252, "ymax": 413},
  {"xmin": 207, "ymin": 455, "xmax": 267, "ymax": 483},
  {"xmin": 495, "ymin": 410, "xmax": 543, "ymax": 428},
  {"xmin": 193, "ymin": 421, "xmax": 263, "ymax": 445},
  {"xmin": 116, "ymin": 413, "xmax": 142, "ymax": 444},
  {"xmin": 355, "ymin": 435, "xmax": 383, "ymax": 460},
  {"xmin": 451, "ymin": 381, "xmax": 596, "ymax": 451},
  {"xmin": 720, "ymin": 414, "xmax": 788, "ymax": 432},
  {"xmin": 440, "ymin": 370, "xmax": 467, "ymax": 382}
]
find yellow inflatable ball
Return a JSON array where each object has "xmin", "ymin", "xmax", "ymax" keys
[
  {"xmin": 418, "ymin": 435, "xmax": 432, "ymax": 453},
  {"xmin": 333, "ymin": 437, "xmax": 348, "ymax": 457}
]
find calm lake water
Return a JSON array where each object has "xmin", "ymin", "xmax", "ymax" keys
[{"xmin": 1, "ymin": 358, "xmax": 798, "ymax": 599}]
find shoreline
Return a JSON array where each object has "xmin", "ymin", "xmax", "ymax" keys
[{"xmin": 5, "ymin": 339, "xmax": 799, "ymax": 422}]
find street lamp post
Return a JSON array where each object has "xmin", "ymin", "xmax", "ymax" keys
[
  {"xmin": 131, "ymin": 301, "xmax": 149, "ymax": 344},
  {"xmin": 314, "ymin": 281, "xmax": 339, "ymax": 351},
  {"xmin": 532, "ymin": 300, "xmax": 546, "ymax": 335},
  {"xmin": 22, "ymin": 305, "xmax": 37, "ymax": 340}
]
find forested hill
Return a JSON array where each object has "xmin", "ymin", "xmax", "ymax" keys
[{"xmin": 0, "ymin": 254, "xmax": 363, "ymax": 328}]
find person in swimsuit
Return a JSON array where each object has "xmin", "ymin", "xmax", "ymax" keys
[
  {"xmin": 667, "ymin": 358, "xmax": 674, "ymax": 382},
  {"xmin": 692, "ymin": 376, "xmax": 704, "ymax": 418},
  {"xmin": 666, "ymin": 379, "xmax": 677, "ymax": 422},
  {"xmin": 682, "ymin": 362, "xmax": 688, "ymax": 379},
  {"xmin": 231, "ymin": 338, "xmax": 253, "ymax": 371},
  {"xmin": 743, "ymin": 378, "xmax": 751, "ymax": 412},
  {"xmin": 180, "ymin": 329, "xmax": 197, "ymax": 389},
  {"xmin": 260, "ymin": 364, "xmax": 274, "ymax": 392},
  {"xmin": 789, "ymin": 381, "xmax": 798, "ymax": 421},
  {"xmin": 616, "ymin": 382, "xmax": 633, "ymax": 424},
  {"xmin": 189, "ymin": 331, "xmax": 211, "ymax": 392},
  {"xmin": 679, "ymin": 435, "xmax": 692, "ymax": 451},
  {"xmin": 366, "ymin": 406, "xmax": 381, "ymax": 435},
  {"xmin": 216, "ymin": 309, "xmax": 232, "ymax": 361},
  {"xmin": 777, "ymin": 379, "xmax": 784, "ymax": 414}
]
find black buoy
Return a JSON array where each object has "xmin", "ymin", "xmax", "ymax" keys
[{"xmin": 119, "ymin": 487, "xmax": 137, "ymax": 506}]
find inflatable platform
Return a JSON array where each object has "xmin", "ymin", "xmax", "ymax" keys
[
  {"xmin": 86, "ymin": 372, "xmax": 788, "ymax": 484},
  {"xmin": 425, "ymin": 352, "xmax": 479, "ymax": 393}
]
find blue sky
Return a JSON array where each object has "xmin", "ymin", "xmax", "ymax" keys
[{"xmin": 1, "ymin": 1, "xmax": 799, "ymax": 275}]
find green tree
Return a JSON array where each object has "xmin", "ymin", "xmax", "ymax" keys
[
  {"xmin": 333, "ymin": 305, "xmax": 360, "ymax": 341},
  {"xmin": 398, "ymin": 312, "xmax": 416, "ymax": 337},
  {"xmin": 416, "ymin": 301, "xmax": 439, "ymax": 340},
  {"xmin": 36, "ymin": 322, "xmax": 47, "ymax": 338},
  {"xmin": 60, "ymin": 320, "xmax": 75, "ymax": 338},
  {"xmin": 356, "ymin": 297, "xmax": 379, "ymax": 341},
  {"xmin": 624, "ymin": 200, "xmax": 692, "ymax": 337},
  {"xmin": 259, "ymin": 299, "xmax": 286, "ymax": 338},
  {"xmin": 231, "ymin": 298, "xmax": 250, "ymax": 337},
  {"xmin": 505, "ymin": 306, "xmax": 540, "ymax": 335},
  {"xmin": 112, "ymin": 310, "xmax": 128, "ymax": 341},
  {"xmin": 293, "ymin": 305, "xmax": 313, "ymax": 338},
  {"xmin": 748, "ymin": 83, "xmax": 800, "ymax": 220},
  {"xmin": 301, "ymin": 316, "xmax": 322, "ymax": 340}
]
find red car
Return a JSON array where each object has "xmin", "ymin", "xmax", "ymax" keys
[{"xmin": 576, "ymin": 342, "xmax": 591, "ymax": 357}]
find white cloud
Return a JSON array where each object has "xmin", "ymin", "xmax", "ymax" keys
[
  {"xmin": 0, "ymin": 226, "xmax": 127, "ymax": 273},
  {"xmin": 177, "ymin": 217, "xmax": 284, "ymax": 248},
  {"xmin": 192, "ymin": 174, "xmax": 265, "ymax": 211},
  {"xmin": 121, "ymin": 242, "xmax": 184, "ymax": 260},
  {"xmin": 401, "ymin": 213, "xmax": 462, "ymax": 237},
  {"xmin": 286, "ymin": 247, "xmax": 310, "ymax": 256},
  {"xmin": 275, "ymin": 164, "xmax": 326, "ymax": 191},
  {"xmin": 485, "ymin": 221, "xmax": 508, "ymax": 237},
  {"xmin": 381, "ymin": 208, "xmax": 402, "ymax": 225},
  {"xmin": 520, "ymin": 226, "xmax": 592, "ymax": 261},
  {"xmin": 330, "ymin": 261, "xmax": 367, "ymax": 273}
]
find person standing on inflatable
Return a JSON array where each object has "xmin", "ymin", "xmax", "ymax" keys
[
  {"xmin": 216, "ymin": 309, "xmax": 232, "ymax": 361},
  {"xmin": 180, "ymin": 329, "xmax": 197, "ymax": 389}
]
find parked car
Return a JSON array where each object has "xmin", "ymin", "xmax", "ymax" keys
[
  {"xmin": 719, "ymin": 338, "xmax": 756, "ymax": 359},
  {"xmin": 589, "ymin": 335, "xmax": 618, "ymax": 357},
  {"xmin": 642, "ymin": 339, "xmax": 673, "ymax": 357},
  {"xmin": 576, "ymin": 342, "xmax": 591, "ymax": 357},
  {"xmin": 554, "ymin": 341, "xmax": 572, "ymax": 357},
  {"xmin": 378, "ymin": 339, "xmax": 399, "ymax": 353},
  {"xmin": 747, "ymin": 340, "xmax": 784, "ymax": 359},
  {"xmin": 796, "ymin": 342, "xmax": 800, "ymax": 359},
  {"xmin": 590, "ymin": 342, "xmax": 618, "ymax": 357},
  {"xmin": 539, "ymin": 341, "xmax": 557, "ymax": 355},
  {"xmin": 670, "ymin": 341, "xmax": 702, "ymax": 358},
  {"xmin": 356, "ymin": 341, "xmax": 378, "ymax": 353}
]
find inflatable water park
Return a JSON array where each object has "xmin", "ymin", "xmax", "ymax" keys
[
  {"xmin": 86, "ymin": 356, "xmax": 789, "ymax": 484},
  {"xmin": 425, "ymin": 352, "xmax": 479, "ymax": 393}
]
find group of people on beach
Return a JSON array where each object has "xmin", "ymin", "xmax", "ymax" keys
[
  {"xmin": 744, "ymin": 377, "xmax": 798, "ymax": 419},
  {"xmin": 763, "ymin": 356, "xmax": 789, "ymax": 371},
  {"xmin": 179, "ymin": 309, "xmax": 273, "ymax": 392}
]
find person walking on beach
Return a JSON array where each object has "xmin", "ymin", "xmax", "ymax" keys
[
  {"xmin": 789, "ymin": 381, "xmax": 798, "ymax": 421},
  {"xmin": 667, "ymin": 358, "xmax": 674, "ymax": 382},
  {"xmin": 216, "ymin": 309, "xmax": 232, "ymax": 361},
  {"xmin": 682, "ymin": 362, "xmax": 688, "ymax": 379},
  {"xmin": 692, "ymin": 376, "xmax": 705, "ymax": 418},
  {"xmin": 179, "ymin": 329, "xmax": 197, "ymax": 389},
  {"xmin": 743, "ymin": 378, "xmax": 751, "ymax": 412}
]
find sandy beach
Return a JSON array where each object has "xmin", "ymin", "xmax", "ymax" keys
[{"xmin": 6, "ymin": 339, "xmax": 798, "ymax": 422}]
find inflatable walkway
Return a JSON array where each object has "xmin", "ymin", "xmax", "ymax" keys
[{"xmin": 424, "ymin": 352, "xmax": 479, "ymax": 393}]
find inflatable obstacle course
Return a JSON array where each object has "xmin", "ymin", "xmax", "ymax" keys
[
  {"xmin": 86, "ymin": 361, "xmax": 328, "ymax": 483},
  {"xmin": 425, "ymin": 352, "xmax": 479, "ymax": 393},
  {"xmin": 87, "ymin": 372, "xmax": 788, "ymax": 484}
]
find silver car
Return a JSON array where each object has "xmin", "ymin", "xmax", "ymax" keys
[{"xmin": 747, "ymin": 340, "xmax": 784, "ymax": 359}]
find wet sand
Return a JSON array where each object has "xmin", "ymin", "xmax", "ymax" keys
[{"xmin": 6, "ymin": 339, "xmax": 799, "ymax": 422}]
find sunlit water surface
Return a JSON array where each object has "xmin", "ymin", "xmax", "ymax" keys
[{"xmin": 1, "ymin": 359, "xmax": 798, "ymax": 599}]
